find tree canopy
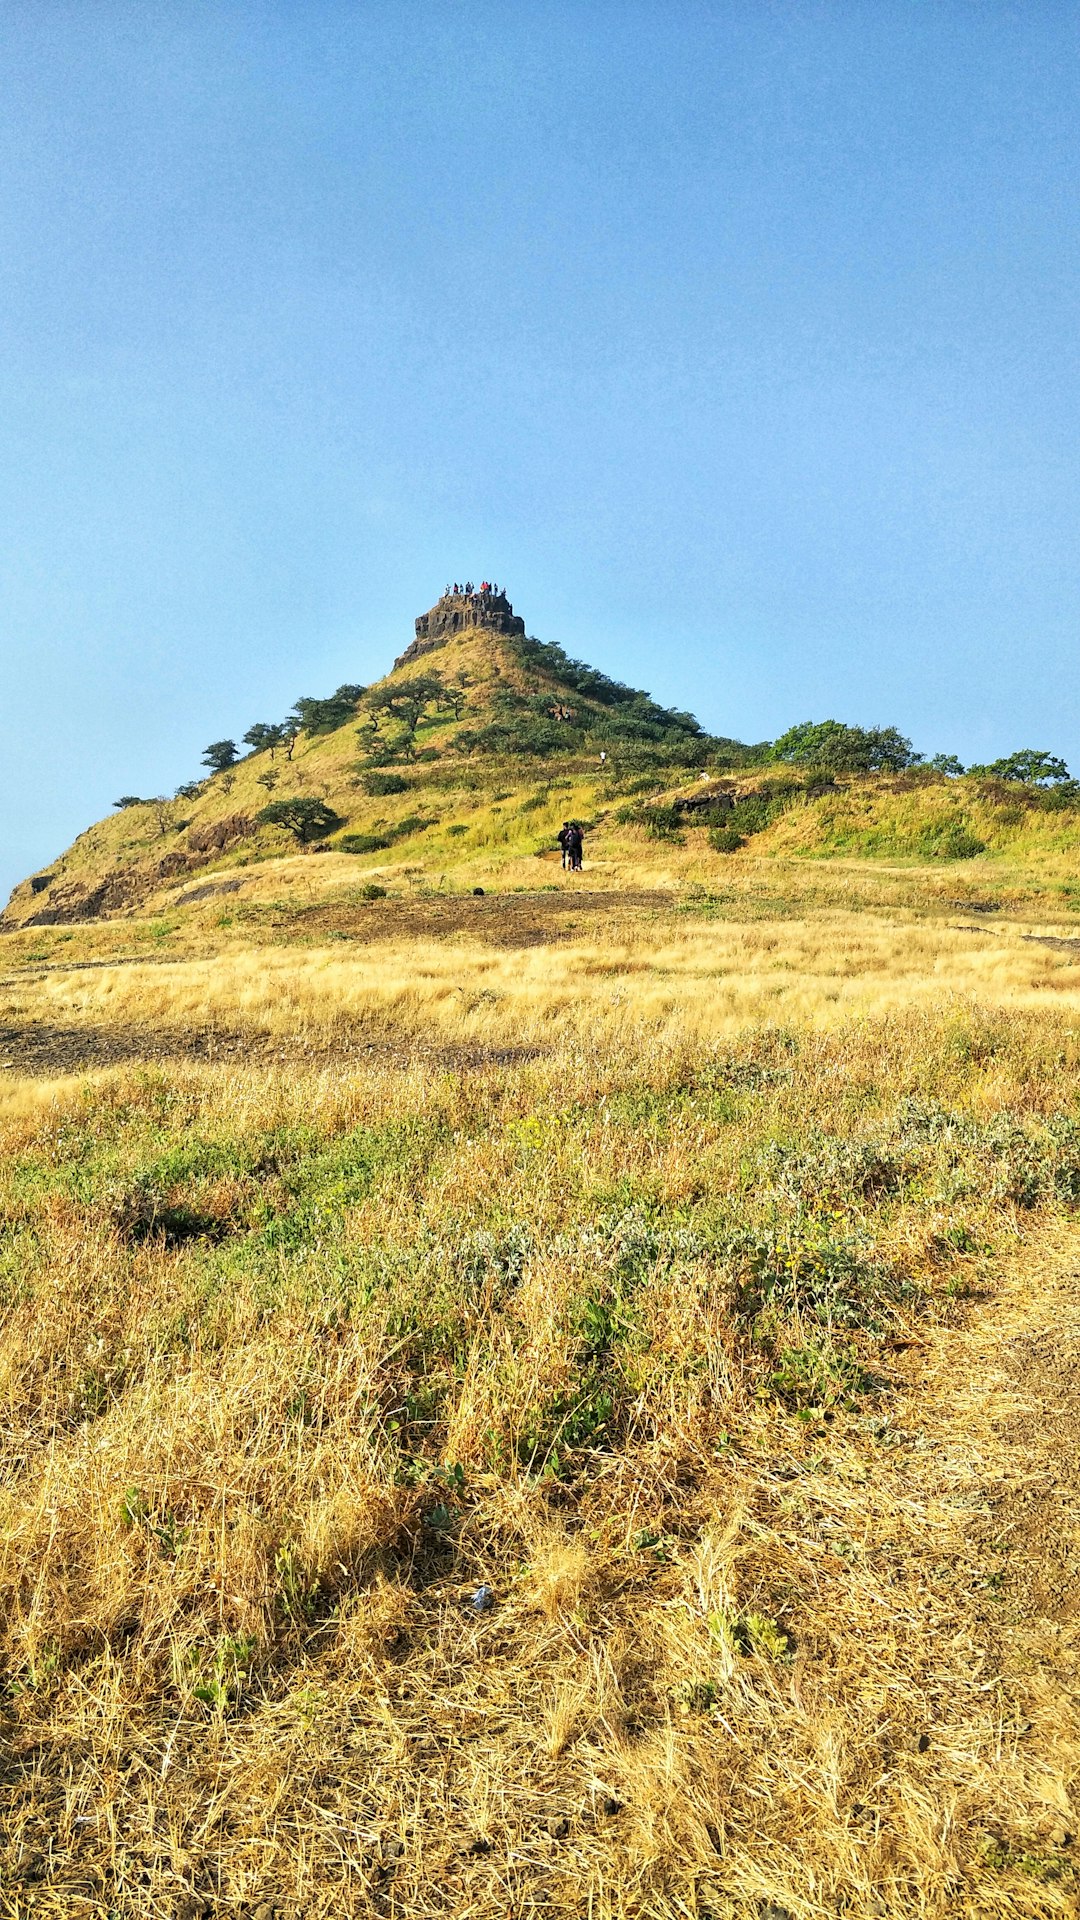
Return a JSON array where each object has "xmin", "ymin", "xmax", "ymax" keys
[
  {"xmin": 770, "ymin": 721, "xmax": 919, "ymax": 772},
  {"xmin": 201, "ymin": 740, "xmax": 240, "ymax": 773},
  {"xmin": 243, "ymin": 722, "xmax": 289, "ymax": 756},
  {"xmin": 968, "ymin": 749, "xmax": 1071, "ymax": 786},
  {"xmin": 255, "ymin": 797, "xmax": 343, "ymax": 843},
  {"xmin": 289, "ymin": 686, "xmax": 366, "ymax": 735}
]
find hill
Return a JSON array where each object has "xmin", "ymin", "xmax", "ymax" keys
[
  {"xmin": 3, "ymin": 590, "xmax": 1080, "ymax": 1917},
  {"xmin": 1, "ymin": 589, "xmax": 745, "ymax": 928},
  {"xmin": 5, "ymin": 586, "xmax": 1080, "ymax": 932}
]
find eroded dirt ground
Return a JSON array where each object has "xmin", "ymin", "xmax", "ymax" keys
[{"xmin": 886, "ymin": 1230, "xmax": 1080, "ymax": 1881}]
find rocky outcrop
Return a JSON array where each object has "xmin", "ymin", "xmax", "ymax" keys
[
  {"xmin": 186, "ymin": 814, "xmax": 253, "ymax": 855},
  {"xmin": 3, "ymin": 815, "xmax": 258, "ymax": 927},
  {"xmin": 395, "ymin": 590, "xmax": 525, "ymax": 669}
]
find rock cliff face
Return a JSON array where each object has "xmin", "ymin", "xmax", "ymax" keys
[{"xmin": 394, "ymin": 590, "xmax": 525, "ymax": 669}]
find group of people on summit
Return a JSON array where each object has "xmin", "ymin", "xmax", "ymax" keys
[{"xmin": 445, "ymin": 580, "xmax": 504, "ymax": 599}]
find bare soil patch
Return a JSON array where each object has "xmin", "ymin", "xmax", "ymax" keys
[
  {"xmin": 0, "ymin": 1020, "xmax": 544, "ymax": 1079},
  {"xmin": 283, "ymin": 887, "xmax": 672, "ymax": 947}
]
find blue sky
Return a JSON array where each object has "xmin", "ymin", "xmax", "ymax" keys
[{"xmin": 2, "ymin": 2, "xmax": 1079, "ymax": 898}]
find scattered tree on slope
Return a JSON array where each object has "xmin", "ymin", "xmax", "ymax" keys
[{"xmin": 256, "ymin": 797, "xmax": 343, "ymax": 843}]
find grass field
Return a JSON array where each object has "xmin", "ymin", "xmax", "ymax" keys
[{"xmin": 1, "ymin": 870, "xmax": 1079, "ymax": 1918}]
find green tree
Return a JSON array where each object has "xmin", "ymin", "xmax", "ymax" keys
[
  {"xmin": 289, "ymin": 685, "xmax": 366, "ymax": 735},
  {"xmin": 771, "ymin": 720, "xmax": 918, "ymax": 773},
  {"xmin": 113, "ymin": 795, "xmax": 147, "ymax": 809},
  {"xmin": 256, "ymin": 797, "xmax": 343, "ymax": 843},
  {"xmin": 243, "ymin": 722, "xmax": 288, "ymax": 757},
  {"xmin": 968, "ymin": 749, "xmax": 1071, "ymax": 786},
  {"xmin": 363, "ymin": 673, "xmax": 449, "ymax": 754},
  {"xmin": 928, "ymin": 753, "xmax": 965, "ymax": 776},
  {"xmin": 201, "ymin": 739, "xmax": 239, "ymax": 773}
]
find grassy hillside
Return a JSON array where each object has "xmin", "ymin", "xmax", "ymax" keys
[{"xmin": 3, "ymin": 618, "xmax": 1079, "ymax": 939}]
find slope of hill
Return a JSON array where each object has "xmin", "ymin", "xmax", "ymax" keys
[
  {"xmin": 4, "ymin": 587, "xmax": 1080, "ymax": 931},
  {"xmin": 1, "ymin": 592, "xmax": 744, "ymax": 927}
]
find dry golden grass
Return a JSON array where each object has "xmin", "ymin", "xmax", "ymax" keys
[
  {"xmin": 6, "ymin": 908, "xmax": 1080, "ymax": 1055},
  {"xmin": 1, "ymin": 895, "xmax": 1079, "ymax": 1916}
]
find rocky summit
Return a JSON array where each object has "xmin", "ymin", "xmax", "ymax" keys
[{"xmin": 395, "ymin": 586, "xmax": 526, "ymax": 668}]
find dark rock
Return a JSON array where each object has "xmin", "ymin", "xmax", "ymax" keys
[
  {"xmin": 395, "ymin": 590, "xmax": 525, "ymax": 669},
  {"xmin": 186, "ymin": 813, "xmax": 253, "ymax": 856},
  {"xmin": 673, "ymin": 791, "xmax": 736, "ymax": 816},
  {"xmin": 175, "ymin": 878, "xmax": 245, "ymax": 906}
]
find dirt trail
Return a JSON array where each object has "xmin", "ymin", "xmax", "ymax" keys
[{"xmin": 884, "ymin": 1226, "xmax": 1080, "ymax": 1895}]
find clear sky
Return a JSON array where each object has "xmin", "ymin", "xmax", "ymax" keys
[{"xmin": 2, "ymin": 2, "xmax": 1079, "ymax": 898}]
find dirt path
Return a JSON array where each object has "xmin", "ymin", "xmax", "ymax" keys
[{"xmin": 880, "ymin": 1226, "xmax": 1080, "ymax": 1902}]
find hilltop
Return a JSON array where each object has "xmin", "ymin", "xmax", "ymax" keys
[{"xmin": 5, "ymin": 586, "xmax": 1080, "ymax": 931}]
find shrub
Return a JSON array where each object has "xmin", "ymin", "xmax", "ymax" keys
[
  {"xmin": 338, "ymin": 833, "xmax": 392, "ymax": 855},
  {"xmin": 632, "ymin": 806, "xmax": 685, "ymax": 841},
  {"xmin": 917, "ymin": 823, "xmax": 986, "ymax": 860},
  {"xmin": 708, "ymin": 826, "xmax": 744, "ymax": 853},
  {"xmin": 363, "ymin": 772, "xmax": 409, "ymax": 796}
]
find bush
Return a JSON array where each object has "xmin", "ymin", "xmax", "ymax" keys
[
  {"xmin": 359, "ymin": 883, "xmax": 387, "ymax": 899},
  {"xmin": 914, "ymin": 822, "xmax": 986, "ymax": 860},
  {"xmin": 708, "ymin": 826, "xmax": 744, "ymax": 853},
  {"xmin": 363, "ymin": 772, "xmax": 409, "ymax": 796},
  {"xmin": 338, "ymin": 833, "xmax": 392, "ymax": 855},
  {"xmin": 623, "ymin": 805, "xmax": 685, "ymax": 841}
]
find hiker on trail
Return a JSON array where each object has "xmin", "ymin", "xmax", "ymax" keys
[
  {"xmin": 567, "ymin": 823, "xmax": 584, "ymax": 872},
  {"xmin": 557, "ymin": 822, "xmax": 574, "ymax": 870}
]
